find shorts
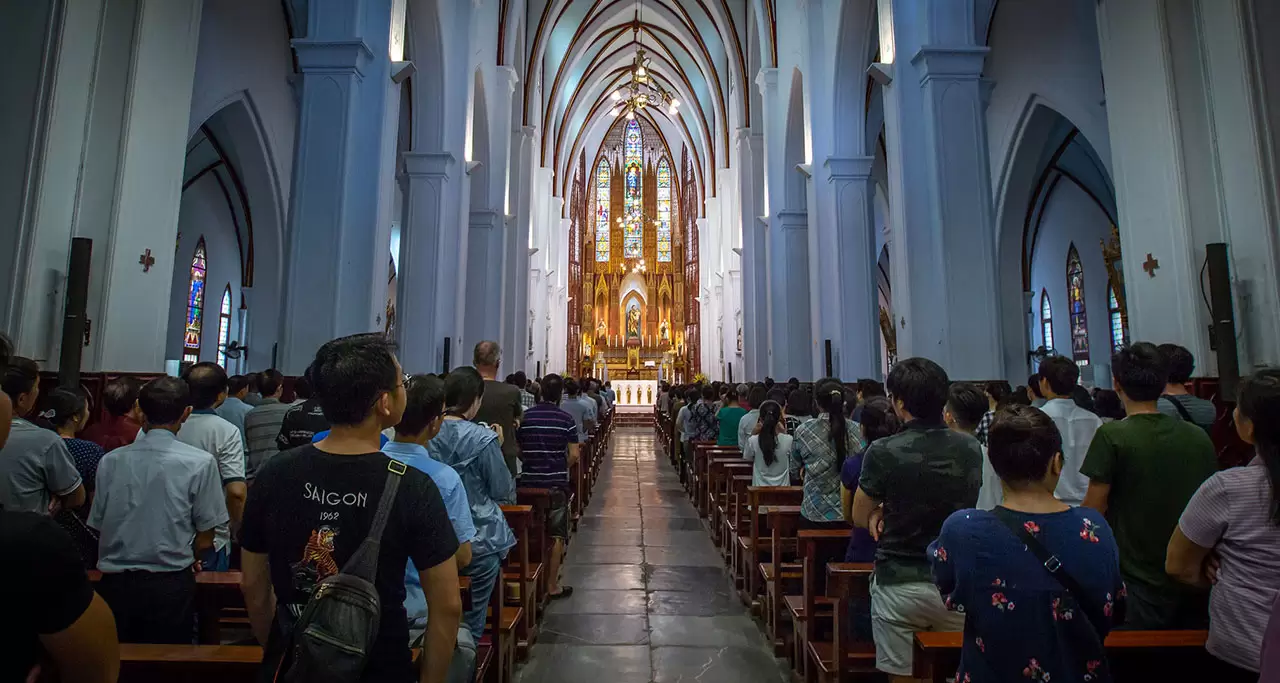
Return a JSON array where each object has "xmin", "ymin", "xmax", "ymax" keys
[
  {"xmin": 869, "ymin": 575, "xmax": 965, "ymax": 676},
  {"xmin": 548, "ymin": 489, "xmax": 570, "ymax": 540}
]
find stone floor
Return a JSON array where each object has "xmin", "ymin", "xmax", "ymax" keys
[{"xmin": 515, "ymin": 429, "xmax": 789, "ymax": 683}]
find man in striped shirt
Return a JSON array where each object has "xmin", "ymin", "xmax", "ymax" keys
[{"xmin": 515, "ymin": 374, "xmax": 579, "ymax": 599}]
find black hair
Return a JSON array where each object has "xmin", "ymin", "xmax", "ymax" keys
[
  {"xmin": 702, "ymin": 385, "xmax": 717, "ymax": 401},
  {"xmin": 35, "ymin": 388, "xmax": 88, "ymax": 431},
  {"xmin": 565, "ymin": 378, "xmax": 582, "ymax": 396},
  {"xmin": 1071, "ymin": 385, "xmax": 1096, "ymax": 413},
  {"xmin": 183, "ymin": 362, "xmax": 228, "ymax": 410},
  {"xmin": 0, "ymin": 333, "xmax": 10, "ymax": 374},
  {"xmin": 504, "ymin": 374, "xmax": 516, "ymax": 384},
  {"xmin": 293, "ymin": 374, "xmax": 313, "ymax": 400},
  {"xmin": 102, "ymin": 376, "xmax": 142, "ymax": 417},
  {"xmin": 859, "ymin": 396, "xmax": 902, "ymax": 443},
  {"xmin": 1027, "ymin": 374, "xmax": 1045, "ymax": 399},
  {"xmin": 138, "ymin": 376, "xmax": 191, "ymax": 425},
  {"xmin": 985, "ymin": 381, "xmax": 1013, "ymax": 404},
  {"xmin": 1092, "ymin": 389, "xmax": 1125, "ymax": 420},
  {"xmin": 886, "ymin": 357, "xmax": 949, "ymax": 422},
  {"xmin": 764, "ymin": 377, "xmax": 775, "ymax": 389},
  {"xmin": 756, "ymin": 400, "xmax": 784, "ymax": 466},
  {"xmin": 513, "ymin": 371, "xmax": 529, "ymax": 389},
  {"xmin": 723, "ymin": 390, "xmax": 740, "ymax": 405},
  {"xmin": 815, "ymin": 378, "xmax": 851, "ymax": 467},
  {"xmin": 247, "ymin": 372, "xmax": 261, "ymax": 391},
  {"xmin": 685, "ymin": 387, "xmax": 701, "ymax": 403},
  {"xmin": 396, "ymin": 375, "xmax": 446, "ymax": 436},
  {"xmin": 308, "ymin": 333, "xmax": 400, "ymax": 425},
  {"xmin": 1112, "ymin": 342, "xmax": 1168, "ymax": 402},
  {"xmin": 1237, "ymin": 368, "xmax": 1280, "ymax": 524},
  {"xmin": 227, "ymin": 375, "xmax": 250, "ymax": 395},
  {"xmin": 748, "ymin": 385, "xmax": 767, "ymax": 409},
  {"xmin": 1, "ymin": 356, "xmax": 39, "ymax": 402},
  {"xmin": 988, "ymin": 405, "xmax": 1063, "ymax": 485},
  {"xmin": 541, "ymin": 373, "xmax": 565, "ymax": 403},
  {"xmin": 766, "ymin": 388, "xmax": 788, "ymax": 405},
  {"xmin": 1159, "ymin": 343, "xmax": 1196, "ymax": 384},
  {"xmin": 1002, "ymin": 388, "xmax": 1032, "ymax": 409},
  {"xmin": 856, "ymin": 379, "xmax": 886, "ymax": 399},
  {"xmin": 259, "ymin": 369, "xmax": 284, "ymax": 397},
  {"xmin": 946, "ymin": 382, "xmax": 989, "ymax": 432},
  {"xmin": 1038, "ymin": 356, "xmax": 1079, "ymax": 396},
  {"xmin": 444, "ymin": 366, "xmax": 486, "ymax": 415},
  {"xmin": 786, "ymin": 389, "xmax": 813, "ymax": 417},
  {"xmin": 788, "ymin": 377, "xmax": 800, "ymax": 386}
]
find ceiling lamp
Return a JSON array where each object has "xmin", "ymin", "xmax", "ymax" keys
[{"xmin": 607, "ymin": 8, "xmax": 681, "ymax": 122}]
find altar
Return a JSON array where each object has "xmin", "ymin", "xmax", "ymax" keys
[{"xmin": 612, "ymin": 380, "xmax": 658, "ymax": 407}]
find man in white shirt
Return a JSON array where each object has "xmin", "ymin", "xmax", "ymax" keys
[
  {"xmin": 177, "ymin": 362, "xmax": 246, "ymax": 571},
  {"xmin": 1037, "ymin": 356, "xmax": 1102, "ymax": 506}
]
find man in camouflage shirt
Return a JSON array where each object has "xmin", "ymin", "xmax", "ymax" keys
[{"xmin": 852, "ymin": 357, "xmax": 982, "ymax": 681}]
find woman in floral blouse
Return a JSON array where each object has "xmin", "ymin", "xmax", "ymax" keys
[{"xmin": 929, "ymin": 405, "xmax": 1126, "ymax": 683}]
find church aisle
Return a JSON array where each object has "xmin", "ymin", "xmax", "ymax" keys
[{"xmin": 515, "ymin": 429, "xmax": 789, "ymax": 683}]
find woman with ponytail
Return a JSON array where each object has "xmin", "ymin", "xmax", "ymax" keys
[
  {"xmin": 1167, "ymin": 368, "xmax": 1280, "ymax": 678},
  {"xmin": 35, "ymin": 387, "xmax": 104, "ymax": 566},
  {"xmin": 744, "ymin": 400, "xmax": 792, "ymax": 486},
  {"xmin": 790, "ymin": 379, "xmax": 865, "ymax": 528}
]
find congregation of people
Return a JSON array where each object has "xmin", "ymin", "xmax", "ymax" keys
[
  {"xmin": 660, "ymin": 342, "xmax": 1280, "ymax": 683},
  {"xmin": 0, "ymin": 333, "xmax": 613, "ymax": 683}
]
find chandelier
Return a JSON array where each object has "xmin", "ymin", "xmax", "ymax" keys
[{"xmin": 608, "ymin": 11, "xmax": 680, "ymax": 120}]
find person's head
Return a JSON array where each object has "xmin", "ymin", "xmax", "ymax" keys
[
  {"xmin": 2, "ymin": 357, "xmax": 42, "ymax": 417},
  {"xmin": 513, "ymin": 371, "xmax": 528, "ymax": 390},
  {"xmin": 988, "ymin": 405, "xmax": 1065, "ymax": 494},
  {"xmin": 1002, "ymin": 387, "xmax": 1032, "ymax": 409},
  {"xmin": 886, "ymin": 357, "xmax": 949, "ymax": 423},
  {"xmin": 444, "ymin": 366, "xmax": 487, "ymax": 420},
  {"xmin": 102, "ymin": 376, "xmax": 142, "ymax": 420},
  {"xmin": 855, "ymin": 378, "xmax": 886, "ymax": 402},
  {"xmin": 395, "ymin": 375, "xmax": 448, "ymax": 444},
  {"xmin": 757, "ymin": 400, "xmax": 785, "ymax": 466},
  {"xmin": 736, "ymin": 383, "xmax": 749, "ymax": 401},
  {"xmin": 1037, "ymin": 356, "xmax": 1079, "ymax": 399},
  {"xmin": 766, "ymin": 388, "xmax": 788, "ymax": 405},
  {"xmin": 227, "ymin": 375, "xmax": 250, "ymax": 399},
  {"xmin": 944, "ymin": 382, "xmax": 989, "ymax": 434},
  {"xmin": 815, "ymin": 378, "xmax": 852, "ymax": 466},
  {"xmin": 183, "ymin": 362, "xmax": 228, "ymax": 410},
  {"xmin": 785, "ymin": 389, "xmax": 812, "ymax": 417},
  {"xmin": 540, "ymin": 374, "xmax": 565, "ymax": 404},
  {"xmin": 788, "ymin": 377, "xmax": 800, "ymax": 388},
  {"xmin": 1159, "ymin": 343, "xmax": 1196, "ymax": 386},
  {"xmin": 1026, "ymin": 374, "xmax": 1044, "ymax": 400},
  {"xmin": 748, "ymin": 385, "xmax": 767, "ymax": 411},
  {"xmin": 138, "ymin": 376, "xmax": 193, "ymax": 430},
  {"xmin": 259, "ymin": 368, "xmax": 285, "ymax": 399},
  {"xmin": 473, "ymin": 340, "xmax": 502, "ymax": 374},
  {"xmin": 685, "ymin": 387, "xmax": 701, "ymax": 404},
  {"xmin": 246, "ymin": 372, "xmax": 261, "ymax": 394},
  {"xmin": 1092, "ymin": 389, "xmax": 1125, "ymax": 420},
  {"xmin": 701, "ymin": 385, "xmax": 716, "ymax": 402},
  {"xmin": 985, "ymin": 381, "xmax": 1013, "ymax": 410},
  {"xmin": 1111, "ymin": 342, "xmax": 1168, "ymax": 403},
  {"xmin": 859, "ymin": 396, "xmax": 902, "ymax": 443},
  {"xmin": 605, "ymin": 381, "xmax": 612, "ymax": 390},
  {"xmin": 724, "ymin": 388, "xmax": 740, "ymax": 406},
  {"xmin": 35, "ymin": 388, "xmax": 91, "ymax": 436},
  {"xmin": 293, "ymin": 374, "xmax": 313, "ymax": 400},
  {"xmin": 308, "ymin": 333, "xmax": 405, "ymax": 429},
  {"xmin": 565, "ymin": 378, "xmax": 582, "ymax": 397},
  {"xmin": 1071, "ymin": 385, "xmax": 1095, "ymax": 413},
  {"xmin": 588, "ymin": 379, "xmax": 601, "ymax": 395},
  {"xmin": 1235, "ymin": 368, "xmax": 1280, "ymax": 524},
  {"xmin": 718, "ymin": 384, "xmax": 730, "ymax": 400},
  {"xmin": 764, "ymin": 377, "xmax": 775, "ymax": 390}
]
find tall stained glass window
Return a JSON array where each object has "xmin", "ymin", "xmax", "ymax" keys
[
  {"xmin": 183, "ymin": 238, "xmax": 207, "ymax": 363},
  {"xmin": 1040, "ymin": 289, "xmax": 1054, "ymax": 351},
  {"xmin": 595, "ymin": 158, "xmax": 610, "ymax": 261},
  {"xmin": 656, "ymin": 158, "xmax": 672, "ymax": 262},
  {"xmin": 1108, "ymin": 284, "xmax": 1127, "ymax": 351},
  {"xmin": 623, "ymin": 120, "xmax": 643, "ymax": 259},
  {"xmin": 216, "ymin": 286, "xmax": 232, "ymax": 367},
  {"xmin": 1066, "ymin": 244, "xmax": 1089, "ymax": 365}
]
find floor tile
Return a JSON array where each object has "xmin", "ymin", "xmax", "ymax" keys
[
  {"xmin": 648, "ymin": 615, "xmax": 770, "ymax": 648},
  {"xmin": 644, "ymin": 545, "xmax": 725, "ymax": 567},
  {"xmin": 544, "ymin": 589, "xmax": 648, "ymax": 615},
  {"xmin": 515, "ymin": 645, "xmax": 651, "ymax": 683},
  {"xmin": 648, "ymin": 589, "xmax": 742, "ymax": 616},
  {"xmin": 565, "ymin": 545, "xmax": 645, "ymax": 565},
  {"xmin": 560, "ymin": 564, "xmax": 645, "ymax": 591},
  {"xmin": 644, "ymin": 565, "xmax": 735, "ymax": 592},
  {"xmin": 538, "ymin": 614, "xmax": 650, "ymax": 645},
  {"xmin": 651, "ymin": 646, "xmax": 789, "ymax": 683}
]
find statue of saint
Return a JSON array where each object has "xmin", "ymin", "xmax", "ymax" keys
[
  {"xmin": 626, "ymin": 306, "xmax": 641, "ymax": 339},
  {"xmin": 597, "ymin": 318, "xmax": 607, "ymax": 339},
  {"xmin": 659, "ymin": 319, "xmax": 670, "ymax": 342}
]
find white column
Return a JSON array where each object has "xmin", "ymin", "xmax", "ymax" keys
[
  {"xmin": 824, "ymin": 156, "xmax": 880, "ymax": 379},
  {"xmin": 501, "ymin": 127, "xmax": 536, "ymax": 366},
  {"xmin": 735, "ymin": 129, "xmax": 767, "ymax": 380},
  {"xmin": 397, "ymin": 151, "xmax": 458, "ymax": 373}
]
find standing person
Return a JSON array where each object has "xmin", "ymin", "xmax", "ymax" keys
[
  {"xmin": 716, "ymin": 389, "xmax": 747, "ymax": 447},
  {"xmin": 687, "ymin": 385, "xmax": 719, "ymax": 443},
  {"xmin": 35, "ymin": 388, "xmax": 106, "ymax": 565},
  {"xmin": 89, "ymin": 377, "xmax": 229, "ymax": 644},
  {"xmin": 239, "ymin": 334, "xmax": 462, "ymax": 683},
  {"xmin": 657, "ymin": 382, "xmax": 671, "ymax": 413},
  {"xmin": 930, "ymin": 406, "xmax": 1125, "ymax": 683},
  {"xmin": 242, "ymin": 372, "xmax": 263, "ymax": 406},
  {"xmin": 602, "ymin": 382, "xmax": 617, "ymax": 410},
  {"xmin": 513, "ymin": 371, "xmax": 536, "ymax": 411},
  {"xmin": 471, "ymin": 341, "xmax": 524, "ymax": 476},
  {"xmin": 944, "ymin": 382, "xmax": 1001, "ymax": 511},
  {"xmin": 290, "ymin": 375, "xmax": 312, "ymax": 405},
  {"xmin": 791, "ymin": 379, "xmax": 865, "ymax": 528},
  {"xmin": 1093, "ymin": 389, "xmax": 1126, "ymax": 423},
  {"xmin": 82, "ymin": 377, "xmax": 143, "ymax": 452},
  {"xmin": 852, "ymin": 358, "xmax": 982, "ymax": 683},
  {"xmin": 586, "ymin": 379, "xmax": 608, "ymax": 418},
  {"xmin": 1156, "ymin": 343, "xmax": 1217, "ymax": 433},
  {"xmin": 560, "ymin": 378, "xmax": 597, "ymax": 442},
  {"xmin": 0, "ymin": 357, "xmax": 85, "ymax": 515},
  {"xmin": 1166, "ymin": 368, "xmax": 1280, "ymax": 679},
  {"xmin": 1037, "ymin": 356, "xmax": 1103, "ymax": 506},
  {"xmin": 784, "ymin": 390, "xmax": 814, "ymax": 435},
  {"xmin": 1081, "ymin": 342, "xmax": 1218, "ymax": 630},
  {"xmin": 275, "ymin": 371, "xmax": 329, "ymax": 450},
  {"xmin": 216, "ymin": 374, "xmax": 255, "ymax": 440},
  {"xmin": 675, "ymin": 387, "xmax": 699, "ymax": 465},
  {"xmin": 738, "ymin": 385, "xmax": 768, "ymax": 449},
  {"xmin": 1027, "ymin": 373, "xmax": 1047, "ymax": 407},
  {"xmin": 431, "ymin": 367, "xmax": 516, "ymax": 641},
  {"xmin": 745, "ymin": 400, "xmax": 792, "ymax": 487},
  {"xmin": 974, "ymin": 380, "xmax": 1012, "ymax": 446},
  {"xmin": 243, "ymin": 369, "xmax": 291, "ymax": 479},
  {"xmin": 176, "ymin": 362, "xmax": 246, "ymax": 572},
  {"xmin": 516, "ymin": 374, "xmax": 578, "ymax": 599},
  {"xmin": 841, "ymin": 396, "xmax": 899, "ymax": 562}
]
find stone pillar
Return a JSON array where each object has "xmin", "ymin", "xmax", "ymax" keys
[
  {"xmin": 770, "ymin": 211, "xmax": 813, "ymax": 379},
  {"xmin": 735, "ymin": 129, "xmax": 767, "ymax": 380},
  {"xmin": 824, "ymin": 156, "xmax": 880, "ymax": 379},
  {"xmin": 463, "ymin": 209, "xmax": 505, "ymax": 343},
  {"xmin": 396, "ymin": 151, "xmax": 457, "ymax": 373},
  {"xmin": 501, "ymin": 127, "xmax": 537, "ymax": 367},
  {"xmin": 277, "ymin": 0, "xmax": 398, "ymax": 373}
]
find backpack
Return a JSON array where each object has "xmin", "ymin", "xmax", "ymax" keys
[
  {"xmin": 276, "ymin": 459, "xmax": 406, "ymax": 683},
  {"xmin": 690, "ymin": 403, "xmax": 717, "ymax": 441}
]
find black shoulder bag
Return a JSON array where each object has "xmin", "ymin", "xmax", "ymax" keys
[{"xmin": 1161, "ymin": 394, "xmax": 1195, "ymax": 423}]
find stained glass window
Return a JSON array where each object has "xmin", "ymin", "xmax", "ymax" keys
[
  {"xmin": 183, "ymin": 238, "xmax": 207, "ymax": 363},
  {"xmin": 1066, "ymin": 244, "xmax": 1089, "ymax": 365},
  {"xmin": 595, "ymin": 158, "xmax": 610, "ymax": 262},
  {"xmin": 216, "ymin": 286, "xmax": 232, "ymax": 367},
  {"xmin": 623, "ymin": 120, "xmax": 643, "ymax": 259},
  {"xmin": 1040, "ymin": 289, "xmax": 1053, "ymax": 352},
  {"xmin": 656, "ymin": 158, "xmax": 672, "ymax": 262},
  {"xmin": 1108, "ymin": 284, "xmax": 1127, "ymax": 351}
]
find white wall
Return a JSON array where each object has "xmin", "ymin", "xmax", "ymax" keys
[{"xmin": 167, "ymin": 181, "xmax": 243, "ymax": 366}]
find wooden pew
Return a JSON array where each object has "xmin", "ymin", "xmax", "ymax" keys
[
  {"xmin": 698, "ymin": 447, "xmax": 741, "ymax": 517},
  {"xmin": 743, "ymin": 487, "xmax": 804, "ymax": 604},
  {"xmin": 760, "ymin": 505, "xmax": 802, "ymax": 655},
  {"xmin": 723, "ymin": 474, "xmax": 753, "ymax": 581},
  {"xmin": 117, "ymin": 644, "xmax": 260, "ymax": 682},
  {"xmin": 499, "ymin": 504, "xmax": 533, "ymax": 662},
  {"xmin": 515, "ymin": 487, "xmax": 553, "ymax": 614},
  {"xmin": 806, "ymin": 563, "xmax": 876, "ymax": 683},
  {"xmin": 708, "ymin": 458, "xmax": 751, "ymax": 547},
  {"xmin": 791, "ymin": 528, "xmax": 853, "ymax": 681},
  {"xmin": 687, "ymin": 441, "xmax": 716, "ymax": 499},
  {"xmin": 912, "ymin": 630, "xmax": 1212, "ymax": 683}
]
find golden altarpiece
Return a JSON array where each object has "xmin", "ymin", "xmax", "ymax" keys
[{"xmin": 566, "ymin": 117, "xmax": 700, "ymax": 382}]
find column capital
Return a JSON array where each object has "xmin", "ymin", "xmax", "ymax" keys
[
  {"xmin": 494, "ymin": 64, "xmax": 520, "ymax": 92},
  {"xmin": 755, "ymin": 67, "xmax": 779, "ymax": 94},
  {"xmin": 775, "ymin": 210, "xmax": 809, "ymax": 230},
  {"xmin": 825, "ymin": 156, "xmax": 874, "ymax": 181},
  {"xmin": 469, "ymin": 209, "xmax": 502, "ymax": 229},
  {"xmin": 402, "ymin": 151, "xmax": 456, "ymax": 179},
  {"xmin": 292, "ymin": 39, "xmax": 374, "ymax": 75},
  {"xmin": 517, "ymin": 126, "xmax": 537, "ymax": 142},
  {"xmin": 911, "ymin": 45, "xmax": 989, "ymax": 81}
]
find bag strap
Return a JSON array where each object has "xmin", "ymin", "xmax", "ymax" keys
[
  {"xmin": 341, "ymin": 459, "xmax": 408, "ymax": 581},
  {"xmin": 991, "ymin": 507, "xmax": 1107, "ymax": 637},
  {"xmin": 1162, "ymin": 394, "xmax": 1195, "ymax": 423}
]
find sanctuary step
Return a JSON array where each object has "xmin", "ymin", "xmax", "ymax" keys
[{"xmin": 612, "ymin": 407, "xmax": 654, "ymax": 427}]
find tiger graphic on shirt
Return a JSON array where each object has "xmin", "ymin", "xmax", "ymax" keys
[{"xmin": 290, "ymin": 525, "xmax": 339, "ymax": 598}]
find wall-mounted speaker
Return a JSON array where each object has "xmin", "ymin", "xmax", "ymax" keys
[
  {"xmin": 1205, "ymin": 243, "xmax": 1239, "ymax": 399},
  {"xmin": 442, "ymin": 337, "xmax": 452, "ymax": 374},
  {"xmin": 58, "ymin": 238, "xmax": 92, "ymax": 388}
]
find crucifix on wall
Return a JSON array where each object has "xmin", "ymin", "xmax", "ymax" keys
[
  {"xmin": 1142, "ymin": 253, "xmax": 1160, "ymax": 278},
  {"xmin": 138, "ymin": 249, "xmax": 156, "ymax": 272}
]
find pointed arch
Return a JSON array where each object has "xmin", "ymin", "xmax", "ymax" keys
[
  {"xmin": 1040, "ymin": 288, "xmax": 1054, "ymax": 352},
  {"xmin": 216, "ymin": 285, "xmax": 233, "ymax": 367},
  {"xmin": 183, "ymin": 238, "xmax": 208, "ymax": 363},
  {"xmin": 594, "ymin": 156, "xmax": 611, "ymax": 261},
  {"xmin": 656, "ymin": 156, "xmax": 672, "ymax": 262},
  {"xmin": 1066, "ymin": 244, "xmax": 1089, "ymax": 364},
  {"xmin": 623, "ymin": 119, "xmax": 644, "ymax": 258}
]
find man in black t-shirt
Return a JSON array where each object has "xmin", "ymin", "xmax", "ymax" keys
[{"xmin": 241, "ymin": 334, "xmax": 462, "ymax": 683}]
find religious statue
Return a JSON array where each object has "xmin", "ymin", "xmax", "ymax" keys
[
  {"xmin": 659, "ymin": 318, "xmax": 670, "ymax": 342},
  {"xmin": 736, "ymin": 322, "xmax": 743, "ymax": 355},
  {"xmin": 597, "ymin": 318, "xmax": 607, "ymax": 339},
  {"xmin": 626, "ymin": 305, "xmax": 641, "ymax": 339}
]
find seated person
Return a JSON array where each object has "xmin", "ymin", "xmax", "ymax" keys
[
  {"xmin": 716, "ymin": 390, "xmax": 747, "ymax": 446},
  {"xmin": 89, "ymin": 377, "xmax": 228, "ymax": 644},
  {"xmin": 931, "ymin": 405, "xmax": 1125, "ymax": 683}
]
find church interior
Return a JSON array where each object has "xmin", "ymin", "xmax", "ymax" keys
[{"xmin": 4, "ymin": 0, "xmax": 1280, "ymax": 680}]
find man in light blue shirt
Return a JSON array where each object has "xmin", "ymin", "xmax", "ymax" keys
[
  {"xmin": 383, "ymin": 375, "xmax": 476, "ymax": 641},
  {"xmin": 560, "ymin": 378, "xmax": 598, "ymax": 441},
  {"xmin": 215, "ymin": 374, "xmax": 255, "ymax": 441}
]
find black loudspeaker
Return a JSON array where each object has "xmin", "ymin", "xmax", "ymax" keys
[
  {"xmin": 727, "ymin": 363, "xmax": 733, "ymax": 384},
  {"xmin": 442, "ymin": 337, "xmax": 452, "ymax": 374},
  {"xmin": 824, "ymin": 340, "xmax": 833, "ymax": 378},
  {"xmin": 58, "ymin": 238, "xmax": 93, "ymax": 388},
  {"xmin": 1205, "ymin": 243, "xmax": 1240, "ymax": 399},
  {"xmin": 536, "ymin": 362, "xmax": 542, "ymax": 379}
]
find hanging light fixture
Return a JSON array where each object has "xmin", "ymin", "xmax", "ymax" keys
[{"xmin": 606, "ymin": 3, "xmax": 681, "ymax": 123}]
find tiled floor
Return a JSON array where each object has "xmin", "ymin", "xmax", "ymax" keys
[{"xmin": 515, "ymin": 429, "xmax": 789, "ymax": 683}]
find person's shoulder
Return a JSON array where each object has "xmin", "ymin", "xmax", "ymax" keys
[
  {"xmin": 166, "ymin": 438, "xmax": 221, "ymax": 465},
  {"xmin": 939, "ymin": 507, "xmax": 990, "ymax": 537},
  {"xmin": 255, "ymin": 444, "xmax": 313, "ymax": 478},
  {"xmin": 0, "ymin": 508, "xmax": 63, "ymax": 542}
]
